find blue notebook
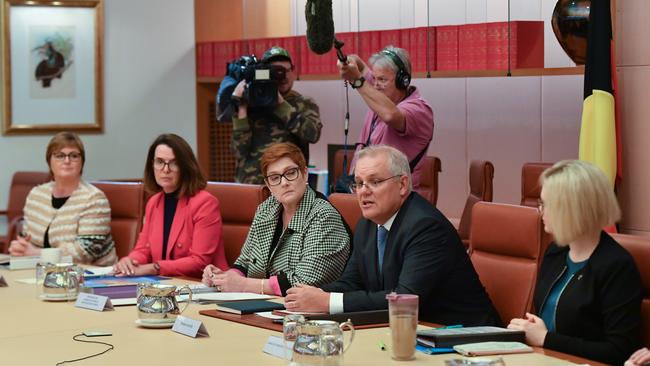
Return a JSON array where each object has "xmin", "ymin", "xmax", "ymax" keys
[
  {"xmin": 83, "ymin": 275, "xmax": 167, "ymax": 288},
  {"xmin": 216, "ymin": 300, "xmax": 285, "ymax": 315},
  {"xmin": 416, "ymin": 344, "xmax": 456, "ymax": 355}
]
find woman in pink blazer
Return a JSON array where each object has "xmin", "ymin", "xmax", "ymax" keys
[{"xmin": 114, "ymin": 134, "xmax": 228, "ymax": 278}]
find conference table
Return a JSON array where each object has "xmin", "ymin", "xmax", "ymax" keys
[{"xmin": 0, "ymin": 268, "xmax": 605, "ymax": 365}]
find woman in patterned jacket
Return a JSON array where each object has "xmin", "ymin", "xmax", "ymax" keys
[
  {"xmin": 202, "ymin": 142, "xmax": 350, "ymax": 296},
  {"xmin": 8, "ymin": 132, "xmax": 116, "ymax": 265}
]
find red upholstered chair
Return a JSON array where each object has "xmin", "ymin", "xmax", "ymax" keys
[
  {"xmin": 333, "ymin": 150, "xmax": 441, "ymax": 207},
  {"xmin": 469, "ymin": 202, "xmax": 545, "ymax": 324},
  {"xmin": 612, "ymin": 233, "xmax": 650, "ymax": 348},
  {"xmin": 205, "ymin": 182, "xmax": 270, "ymax": 266},
  {"xmin": 1, "ymin": 171, "xmax": 51, "ymax": 253},
  {"xmin": 414, "ymin": 156, "xmax": 442, "ymax": 206},
  {"xmin": 333, "ymin": 149, "xmax": 355, "ymax": 187},
  {"xmin": 457, "ymin": 160, "xmax": 494, "ymax": 248},
  {"xmin": 328, "ymin": 193, "xmax": 363, "ymax": 235},
  {"xmin": 520, "ymin": 162, "xmax": 556, "ymax": 257},
  {"xmin": 92, "ymin": 181, "xmax": 145, "ymax": 258},
  {"xmin": 99, "ymin": 178, "xmax": 150, "ymax": 208},
  {"xmin": 520, "ymin": 162, "xmax": 553, "ymax": 207}
]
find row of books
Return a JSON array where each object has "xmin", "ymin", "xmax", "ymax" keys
[{"xmin": 196, "ymin": 21, "xmax": 544, "ymax": 78}]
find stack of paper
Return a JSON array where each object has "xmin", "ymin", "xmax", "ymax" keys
[
  {"xmin": 177, "ymin": 292, "xmax": 273, "ymax": 303},
  {"xmin": 187, "ymin": 283, "xmax": 219, "ymax": 294},
  {"xmin": 83, "ymin": 266, "xmax": 114, "ymax": 277},
  {"xmin": 453, "ymin": 341, "xmax": 533, "ymax": 356}
]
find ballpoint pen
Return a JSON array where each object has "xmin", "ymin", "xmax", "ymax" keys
[{"xmin": 378, "ymin": 340, "xmax": 386, "ymax": 351}]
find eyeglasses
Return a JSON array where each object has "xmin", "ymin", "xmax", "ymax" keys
[
  {"xmin": 52, "ymin": 152, "xmax": 82, "ymax": 162},
  {"xmin": 537, "ymin": 198, "xmax": 545, "ymax": 212},
  {"xmin": 265, "ymin": 167, "xmax": 300, "ymax": 186},
  {"xmin": 153, "ymin": 158, "xmax": 179, "ymax": 172},
  {"xmin": 373, "ymin": 76, "xmax": 394, "ymax": 87},
  {"xmin": 349, "ymin": 175, "xmax": 401, "ymax": 193}
]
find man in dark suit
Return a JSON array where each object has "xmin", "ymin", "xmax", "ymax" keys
[{"xmin": 285, "ymin": 145, "xmax": 500, "ymax": 326}]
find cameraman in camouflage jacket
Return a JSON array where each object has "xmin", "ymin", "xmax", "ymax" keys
[{"xmin": 231, "ymin": 46, "xmax": 322, "ymax": 184}]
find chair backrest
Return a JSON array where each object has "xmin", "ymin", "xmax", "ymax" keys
[
  {"xmin": 99, "ymin": 177, "xmax": 151, "ymax": 208},
  {"xmin": 6, "ymin": 171, "xmax": 51, "ymax": 222},
  {"xmin": 521, "ymin": 162, "xmax": 553, "ymax": 207},
  {"xmin": 92, "ymin": 181, "xmax": 145, "ymax": 258},
  {"xmin": 470, "ymin": 202, "xmax": 544, "ymax": 324},
  {"xmin": 205, "ymin": 182, "xmax": 270, "ymax": 266},
  {"xmin": 414, "ymin": 156, "xmax": 442, "ymax": 206},
  {"xmin": 611, "ymin": 233, "xmax": 650, "ymax": 348},
  {"xmin": 333, "ymin": 149, "xmax": 355, "ymax": 188},
  {"xmin": 2, "ymin": 171, "xmax": 51, "ymax": 252},
  {"xmin": 458, "ymin": 160, "xmax": 494, "ymax": 242},
  {"xmin": 519, "ymin": 163, "xmax": 556, "ymax": 257},
  {"xmin": 328, "ymin": 193, "xmax": 363, "ymax": 235}
]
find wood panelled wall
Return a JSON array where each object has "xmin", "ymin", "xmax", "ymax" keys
[{"xmin": 194, "ymin": 0, "xmax": 650, "ymax": 236}]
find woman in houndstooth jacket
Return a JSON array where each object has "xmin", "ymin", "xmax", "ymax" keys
[{"xmin": 203, "ymin": 143, "xmax": 350, "ymax": 296}]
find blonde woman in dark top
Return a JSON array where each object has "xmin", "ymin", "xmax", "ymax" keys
[{"xmin": 508, "ymin": 160, "xmax": 642, "ymax": 365}]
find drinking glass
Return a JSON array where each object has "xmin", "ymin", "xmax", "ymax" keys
[
  {"xmin": 283, "ymin": 314, "xmax": 305, "ymax": 362},
  {"xmin": 386, "ymin": 293, "xmax": 419, "ymax": 361}
]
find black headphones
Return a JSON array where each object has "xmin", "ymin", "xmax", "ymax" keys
[{"xmin": 380, "ymin": 49, "xmax": 411, "ymax": 90}]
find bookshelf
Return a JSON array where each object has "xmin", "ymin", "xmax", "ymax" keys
[{"xmin": 198, "ymin": 66, "xmax": 584, "ymax": 84}]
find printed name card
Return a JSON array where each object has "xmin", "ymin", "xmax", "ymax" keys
[
  {"xmin": 75, "ymin": 292, "xmax": 114, "ymax": 311},
  {"xmin": 172, "ymin": 316, "xmax": 209, "ymax": 338},
  {"xmin": 262, "ymin": 335, "xmax": 293, "ymax": 360},
  {"xmin": 0, "ymin": 274, "xmax": 7, "ymax": 287}
]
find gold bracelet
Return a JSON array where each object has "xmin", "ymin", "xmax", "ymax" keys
[{"xmin": 260, "ymin": 279, "xmax": 264, "ymax": 295}]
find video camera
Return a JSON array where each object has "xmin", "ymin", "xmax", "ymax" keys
[{"xmin": 216, "ymin": 55, "xmax": 287, "ymax": 122}]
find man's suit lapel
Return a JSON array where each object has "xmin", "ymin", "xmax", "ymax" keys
[
  {"xmin": 366, "ymin": 224, "xmax": 383, "ymax": 287},
  {"xmin": 368, "ymin": 223, "xmax": 386, "ymax": 288},
  {"xmin": 378, "ymin": 193, "xmax": 413, "ymax": 289}
]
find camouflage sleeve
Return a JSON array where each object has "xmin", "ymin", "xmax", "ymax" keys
[
  {"xmin": 273, "ymin": 96, "xmax": 322, "ymax": 144},
  {"xmin": 231, "ymin": 115, "xmax": 253, "ymax": 161}
]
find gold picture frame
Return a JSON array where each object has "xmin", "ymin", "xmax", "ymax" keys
[{"xmin": 1, "ymin": 0, "xmax": 103, "ymax": 135}]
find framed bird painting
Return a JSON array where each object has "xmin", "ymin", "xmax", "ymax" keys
[{"xmin": 1, "ymin": 0, "xmax": 104, "ymax": 135}]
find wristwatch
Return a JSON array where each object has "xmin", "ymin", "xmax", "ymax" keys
[
  {"xmin": 350, "ymin": 76, "xmax": 365, "ymax": 89},
  {"xmin": 230, "ymin": 94, "xmax": 242, "ymax": 108},
  {"xmin": 152, "ymin": 262, "xmax": 160, "ymax": 274}
]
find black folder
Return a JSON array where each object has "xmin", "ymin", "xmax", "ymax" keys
[
  {"xmin": 216, "ymin": 300, "xmax": 285, "ymax": 315},
  {"xmin": 416, "ymin": 326, "xmax": 525, "ymax": 348},
  {"xmin": 304, "ymin": 310, "xmax": 389, "ymax": 326}
]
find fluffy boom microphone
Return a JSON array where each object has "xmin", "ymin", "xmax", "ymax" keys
[{"xmin": 305, "ymin": 0, "xmax": 335, "ymax": 54}]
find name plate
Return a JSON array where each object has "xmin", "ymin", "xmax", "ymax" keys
[
  {"xmin": 0, "ymin": 274, "xmax": 7, "ymax": 287},
  {"xmin": 172, "ymin": 316, "xmax": 209, "ymax": 338},
  {"xmin": 9, "ymin": 256, "xmax": 40, "ymax": 270},
  {"xmin": 262, "ymin": 335, "xmax": 293, "ymax": 360},
  {"xmin": 75, "ymin": 292, "xmax": 114, "ymax": 311}
]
